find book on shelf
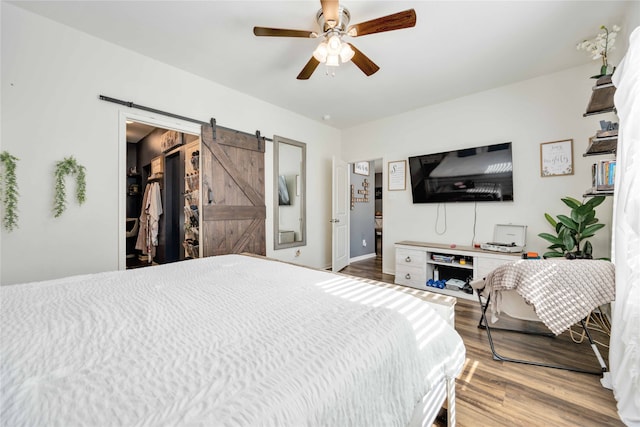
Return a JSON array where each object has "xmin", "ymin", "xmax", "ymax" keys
[{"xmin": 591, "ymin": 159, "xmax": 616, "ymax": 191}]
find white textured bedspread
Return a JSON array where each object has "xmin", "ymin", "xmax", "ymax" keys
[{"xmin": 1, "ymin": 255, "xmax": 464, "ymax": 427}]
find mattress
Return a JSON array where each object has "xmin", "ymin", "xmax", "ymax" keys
[{"xmin": 1, "ymin": 255, "xmax": 464, "ymax": 426}]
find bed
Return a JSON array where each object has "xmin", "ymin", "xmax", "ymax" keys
[{"xmin": 1, "ymin": 254, "xmax": 465, "ymax": 426}]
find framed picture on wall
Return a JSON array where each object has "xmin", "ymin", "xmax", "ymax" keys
[
  {"xmin": 540, "ymin": 139, "xmax": 574, "ymax": 177},
  {"xmin": 353, "ymin": 161, "xmax": 369, "ymax": 176},
  {"xmin": 388, "ymin": 160, "xmax": 406, "ymax": 191}
]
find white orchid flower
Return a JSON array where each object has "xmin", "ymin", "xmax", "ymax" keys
[{"xmin": 577, "ymin": 24, "xmax": 621, "ymax": 68}]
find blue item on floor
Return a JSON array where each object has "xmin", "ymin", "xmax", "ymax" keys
[{"xmin": 427, "ymin": 279, "xmax": 447, "ymax": 289}]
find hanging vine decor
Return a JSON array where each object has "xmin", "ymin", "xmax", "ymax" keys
[
  {"xmin": 54, "ymin": 156, "xmax": 86, "ymax": 218},
  {"xmin": 0, "ymin": 151, "xmax": 20, "ymax": 231}
]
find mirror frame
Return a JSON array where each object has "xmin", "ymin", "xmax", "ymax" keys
[
  {"xmin": 273, "ymin": 135, "xmax": 306, "ymax": 250},
  {"xmin": 273, "ymin": 135, "xmax": 307, "ymax": 250}
]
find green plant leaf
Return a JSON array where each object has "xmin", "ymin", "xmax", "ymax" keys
[
  {"xmin": 576, "ymin": 204, "xmax": 592, "ymax": 214},
  {"xmin": 575, "ymin": 205, "xmax": 593, "ymax": 216},
  {"xmin": 585, "ymin": 196, "xmax": 606, "ymax": 209},
  {"xmin": 557, "ymin": 227, "xmax": 568, "ymax": 240},
  {"xmin": 582, "ymin": 223, "xmax": 606, "ymax": 236},
  {"xmin": 538, "ymin": 233, "xmax": 563, "ymax": 245},
  {"xmin": 583, "ymin": 240, "xmax": 593, "ymax": 255},
  {"xmin": 571, "ymin": 208, "xmax": 591, "ymax": 226},
  {"xmin": 554, "ymin": 223, "xmax": 562, "ymax": 234},
  {"xmin": 562, "ymin": 197, "xmax": 582, "ymax": 209},
  {"xmin": 574, "ymin": 204, "xmax": 593, "ymax": 221},
  {"xmin": 584, "ymin": 211, "xmax": 597, "ymax": 224},
  {"xmin": 563, "ymin": 233, "xmax": 576, "ymax": 251},
  {"xmin": 557, "ymin": 214, "xmax": 578, "ymax": 231},
  {"xmin": 544, "ymin": 213, "xmax": 558, "ymax": 227}
]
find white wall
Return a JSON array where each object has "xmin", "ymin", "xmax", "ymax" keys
[
  {"xmin": 627, "ymin": 2, "xmax": 640, "ymax": 37},
  {"xmin": 3, "ymin": 4, "xmax": 635, "ymax": 285},
  {"xmin": 342, "ymin": 64, "xmax": 617, "ymax": 275},
  {"xmin": 0, "ymin": 3, "xmax": 340, "ymax": 284}
]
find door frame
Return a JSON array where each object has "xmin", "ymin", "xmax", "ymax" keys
[{"xmin": 118, "ymin": 110, "xmax": 201, "ymax": 270}]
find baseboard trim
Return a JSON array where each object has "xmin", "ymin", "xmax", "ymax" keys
[{"xmin": 349, "ymin": 253, "xmax": 377, "ymax": 263}]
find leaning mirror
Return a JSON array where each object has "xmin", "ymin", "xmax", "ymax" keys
[{"xmin": 274, "ymin": 135, "xmax": 306, "ymax": 250}]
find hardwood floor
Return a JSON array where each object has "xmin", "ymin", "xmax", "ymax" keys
[{"xmin": 340, "ymin": 256, "xmax": 623, "ymax": 427}]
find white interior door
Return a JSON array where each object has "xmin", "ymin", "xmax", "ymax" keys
[{"xmin": 332, "ymin": 157, "xmax": 349, "ymax": 272}]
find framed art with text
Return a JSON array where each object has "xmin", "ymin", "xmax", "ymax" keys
[
  {"xmin": 388, "ymin": 160, "xmax": 406, "ymax": 191},
  {"xmin": 540, "ymin": 139, "xmax": 573, "ymax": 177}
]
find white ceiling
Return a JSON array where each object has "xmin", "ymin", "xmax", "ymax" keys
[{"xmin": 10, "ymin": 1, "xmax": 631, "ymax": 129}]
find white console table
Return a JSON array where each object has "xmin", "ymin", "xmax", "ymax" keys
[{"xmin": 394, "ymin": 241, "xmax": 521, "ymax": 301}]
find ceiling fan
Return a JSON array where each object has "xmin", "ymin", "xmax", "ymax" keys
[{"xmin": 253, "ymin": 1, "xmax": 416, "ymax": 80}]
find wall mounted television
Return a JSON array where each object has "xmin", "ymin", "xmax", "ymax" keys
[{"xmin": 408, "ymin": 142, "xmax": 514, "ymax": 203}]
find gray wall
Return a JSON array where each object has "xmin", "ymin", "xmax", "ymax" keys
[{"xmin": 350, "ymin": 162, "xmax": 376, "ymax": 258}]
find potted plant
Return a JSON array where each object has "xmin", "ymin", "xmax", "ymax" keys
[
  {"xmin": 538, "ymin": 196, "xmax": 606, "ymax": 259},
  {"xmin": 576, "ymin": 24, "xmax": 621, "ymax": 78}
]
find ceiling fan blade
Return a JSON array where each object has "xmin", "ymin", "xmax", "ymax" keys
[
  {"xmin": 297, "ymin": 57, "xmax": 321, "ymax": 80},
  {"xmin": 347, "ymin": 9, "xmax": 416, "ymax": 37},
  {"xmin": 253, "ymin": 27, "xmax": 318, "ymax": 38},
  {"xmin": 347, "ymin": 43, "xmax": 379, "ymax": 76},
  {"xmin": 320, "ymin": 0, "xmax": 340, "ymax": 28}
]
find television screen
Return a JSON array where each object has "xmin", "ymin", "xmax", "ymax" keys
[{"xmin": 408, "ymin": 142, "xmax": 513, "ymax": 203}]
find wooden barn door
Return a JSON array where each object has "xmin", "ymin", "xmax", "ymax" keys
[{"xmin": 200, "ymin": 123, "xmax": 266, "ymax": 256}]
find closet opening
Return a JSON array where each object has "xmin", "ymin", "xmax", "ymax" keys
[{"xmin": 125, "ymin": 120, "xmax": 201, "ymax": 269}]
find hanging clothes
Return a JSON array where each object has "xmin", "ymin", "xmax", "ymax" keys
[{"xmin": 135, "ymin": 181, "xmax": 163, "ymax": 262}]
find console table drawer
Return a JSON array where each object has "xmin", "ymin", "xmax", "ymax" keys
[
  {"xmin": 396, "ymin": 248, "xmax": 426, "ymax": 266},
  {"xmin": 395, "ymin": 264, "xmax": 426, "ymax": 288}
]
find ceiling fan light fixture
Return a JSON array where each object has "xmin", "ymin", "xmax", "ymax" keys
[
  {"xmin": 339, "ymin": 43, "xmax": 354, "ymax": 63},
  {"xmin": 327, "ymin": 34, "xmax": 342, "ymax": 54},
  {"xmin": 313, "ymin": 41, "xmax": 328, "ymax": 62},
  {"xmin": 326, "ymin": 53, "xmax": 340, "ymax": 67}
]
